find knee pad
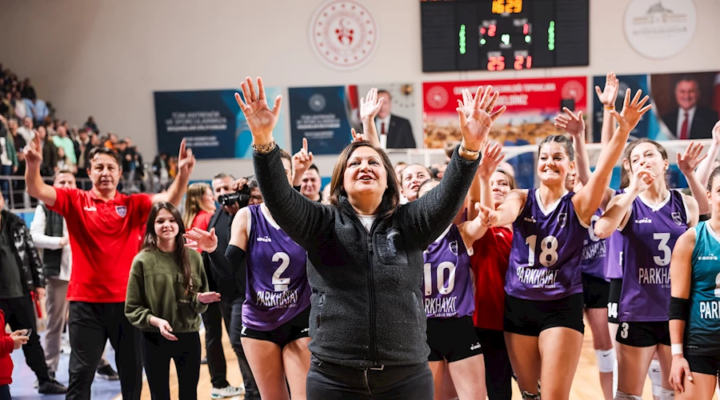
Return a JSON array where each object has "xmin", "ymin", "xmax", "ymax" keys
[
  {"xmin": 648, "ymin": 359, "xmax": 662, "ymax": 396},
  {"xmin": 614, "ymin": 390, "xmax": 642, "ymax": 400},
  {"xmin": 660, "ymin": 388, "xmax": 674, "ymax": 400},
  {"xmin": 596, "ymin": 348, "xmax": 616, "ymax": 373},
  {"xmin": 521, "ymin": 391, "xmax": 541, "ymax": 400}
]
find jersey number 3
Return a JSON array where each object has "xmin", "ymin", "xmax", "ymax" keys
[
  {"xmin": 272, "ymin": 252, "xmax": 291, "ymax": 291},
  {"xmin": 526, "ymin": 235, "xmax": 559, "ymax": 267}
]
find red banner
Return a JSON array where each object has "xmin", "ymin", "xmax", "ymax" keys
[{"xmin": 423, "ymin": 76, "xmax": 588, "ymax": 148}]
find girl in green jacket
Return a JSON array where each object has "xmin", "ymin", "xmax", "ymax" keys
[{"xmin": 125, "ymin": 202, "xmax": 220, "ymax": 400}]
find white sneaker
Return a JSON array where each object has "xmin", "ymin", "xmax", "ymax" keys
[{"xmin": 211, "ymin": 385, "xmax": 245, "ymax": 399}]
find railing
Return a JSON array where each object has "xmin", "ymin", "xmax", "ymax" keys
[{"xmin": 0, "ymin": 166, "xmax": 162, "ymax": 211}]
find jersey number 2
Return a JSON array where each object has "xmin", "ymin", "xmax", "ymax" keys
[{"xmin": 272, "ymin": 252, "xmax": 290, "ymax": 291}]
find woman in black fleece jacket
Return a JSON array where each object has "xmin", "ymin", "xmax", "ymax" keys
[{"xmin": 228, "ymin": 78, "xmax": 500, "ymax": 399}]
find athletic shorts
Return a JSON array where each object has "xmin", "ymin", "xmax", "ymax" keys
[
  {"xmin": 686, "ymin": 353, "xmax": 720, "ymax": 376},
  {"xmin": 426, "ymin": 316, "xmax": 483, "ymax": 362},
  {"xmin": 607, "ymin": 278, "xmax": 622, "ymax": 324},
  {"xmin": 503, "ymin": 293, "xmax": 585, "ymax": 337},
  {"xmin": 241, "ymin": 307, "xmax": 310, "ymax": 348},
  {"xmin": 615, "ymin": 321, "xmax": 670, "ymax": 347},
  {"xmin": 582, "ymin": 273, "xmax": 610, "ymax": 309}
]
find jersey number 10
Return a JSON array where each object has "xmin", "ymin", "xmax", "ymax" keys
[{"xmin": 424, "ymin": 262, "xmax": 457, "ymax": 296}]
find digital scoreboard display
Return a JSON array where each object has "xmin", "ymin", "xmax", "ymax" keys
[{"xmin": 421, "ymin": 0, "xmax": 589, "ymax": 72}]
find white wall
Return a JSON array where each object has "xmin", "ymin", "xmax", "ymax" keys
[{"xmin": 2, "ymin": 0, "xmax": 720, "ymax": 179}]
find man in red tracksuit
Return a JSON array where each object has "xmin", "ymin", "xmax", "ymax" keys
[{"xmin": 1, "ymin": 309, "xmax": 30, "ymax": 400}]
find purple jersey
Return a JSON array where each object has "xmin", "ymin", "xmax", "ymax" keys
[
  {"xmin": 605, "ymin": 190, "xmax": 626, "ymax": 280},
  {"xmin": 581, "ymin": 209, "xmax": 607, "ymax": 279},
  {"xmin": 423, "ymin": 225, "xmax": 475, "ymax": 318},
  {"xmin": 618, "ymin": 191, "xmax": 689, "ymax": 322},
  {"xmin": 506, "ymin": 189, "xmax": 586, "ymax": 301},
  {"xmin": 244, "ymin": 205, "xmax": 311, "ymax": 331}
]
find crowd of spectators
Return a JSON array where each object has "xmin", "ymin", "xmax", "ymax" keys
[{"xmin": 0, "ymin": 63, "xmax": 178, "ymax": 208}]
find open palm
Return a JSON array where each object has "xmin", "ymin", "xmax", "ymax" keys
[
  {"xmin": 457, "ymin": 86, "xmax": 506, "ymax": 149},
  {"xmin": 595, "ymin": 72, "xmax": 619, "ymax": 106},
  {"xmin": 235, "ymin": 77, "xmax": 281, "ymax": 142},
  {"xmin": 554, "ymin": 108, "xmax": 585, "ymax": 137},
  {"xmin": 677, "ymin": 142, "xmax": 707, "ymax": 175},
  {"xmin": 360, "ymin": 88, "xmax": 383, "ymax": 121},
  {"xmin": 610, "ymin": 88, "xmax": 652, "ymax": 132}
]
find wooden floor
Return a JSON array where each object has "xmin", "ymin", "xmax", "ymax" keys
[{"xmin": 133, "ymin": 319, "xmax": 715, "ymax": 400}]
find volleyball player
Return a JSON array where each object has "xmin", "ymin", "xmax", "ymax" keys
[
  {"xmin": 555, "ymin": 103, "xmax": 616, "ymax": 399},
  {"xmin": 669, "ymin": 167, "xmax": 720, "ymax": 399},
  {"xmin": 187, "ymin": 154, "xmax": 312, "ymax": 400},
  {"xmin": 593, "ymin": 139, "xmax": 705, "ymax": 400},
  {"xmin": 471, "ymin": 149, "xmax": 516, "ymax": 400},
  {"xmin": 478, "ymin": 89, "xmax": 651, "ymax": 400},
  {"xmin": 417, "ymin": 143, "xmax": 504, "ymax": 400}
]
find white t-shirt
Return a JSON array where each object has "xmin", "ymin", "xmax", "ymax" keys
[
  {"xmin": 357, "ymin": 215, "xmax": 377, "ymax": 232},
  {"xmin": 0, "ymin": 137, "xmax": 11, "ymax": 166}
]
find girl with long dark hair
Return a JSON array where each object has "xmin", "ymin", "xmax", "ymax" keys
[{"xmin": 125, "ymin": 202, "xmax": 221, "ymax": 400}]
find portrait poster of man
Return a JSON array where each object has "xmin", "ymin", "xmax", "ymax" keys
[{"xmin": 652, "ymin": 72, "xmax": 720, "ymax": 140}]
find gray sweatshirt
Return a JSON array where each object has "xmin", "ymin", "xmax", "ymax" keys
[{"xmin": 253, "ymin": 146, "xmax": 480, "ymax": 367}]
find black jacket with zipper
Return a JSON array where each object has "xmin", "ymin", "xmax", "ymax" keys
[
  {"xmin": 1, "ymin": 209, "xmax": 44, "ymax": 293},
  {"xmin": 253, "ymin": 145, "xmax": 479, "ymax": 367}
]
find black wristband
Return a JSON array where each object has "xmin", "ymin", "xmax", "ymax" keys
[{"xmin": 669, "ymin": 296, "xmax": 690, "ymax": 321}]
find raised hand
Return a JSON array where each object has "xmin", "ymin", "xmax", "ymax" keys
[
  {"xmin": 712, "ymin": 121, "xmax": 720, "ymax": 146},
  {"xmin": 176, "ymin": 139, "xmax": 196, "ymax": 178},
  {"xmin": 610, "ymin": 88, "xmax": 652, "ymax": 133},
  {"xmin": 629, "ymin": 169, "xmax": 655, "ymax": 194},
  {"xmin": 554, "ymin": 108, "xmax": 585, "ymax": 138},
  {"xmin": 478, "ymin": 204, "xmax": 499, "ymax": 228},
  {"xmin": 350, "ymin": 128, "xmax": 366, "ymax": 143},
  {"xmin": 457, "ymin": 88, "xmax": 478, "ymax": 117},
  {"xmin": 360, "ymin": 88, "xmax": 384, "ymax": 123},
  {"xmin": 23, "ymin": 132, "xmax": 43, "ymax": 171},
  {"xmin": 677, "ymin": 142, "xmax": 707, "ymax": 175},
  {"xmin": 292, "ymin": 138, "xmax": 314, "ymax": 181},
  {"xmin": 456, "ymin": 86, "xmax": 506, "ymax": 151},
  {"xmin": 183, "ymin": 228, "xmax": 218, "ymax": 253},
  {"xmin": 197, "ymin": 291, "xmax": 222, "ymax": 304},
  {"xmin": 235, "ymin": 77, "xmax": 281, "ymax": 144},
  {"xmin": 477, "ymin": 142, "xmax": 505, "ymax": 181},
  {"xmin": 595, "ymin": 72, "xmax": 619, "ymax": 107}
]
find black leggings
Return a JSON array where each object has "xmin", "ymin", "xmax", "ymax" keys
[
  {"xmin": 476, "ymin": 328, "xmax": 513, "ymax": 400},
  {"xmin": 141, "ymin": 331, "xmax": 201, "ymax": 400}
]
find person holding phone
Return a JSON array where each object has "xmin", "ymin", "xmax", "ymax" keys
[{"xmin": 0, "ymin": 310, "xmax": 30, "ymax": 400}]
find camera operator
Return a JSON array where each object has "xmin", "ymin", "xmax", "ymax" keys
[{"xmin": 200, "ymin": 173, "xmax": 259, "ymax": 400}]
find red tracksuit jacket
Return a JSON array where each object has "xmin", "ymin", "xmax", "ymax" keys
[{"xmin": 0, "ymin": 310, "xmax": 14, "ymax": 385}]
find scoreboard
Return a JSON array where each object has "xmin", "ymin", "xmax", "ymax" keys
[{"xmin": 421, "ymin": 0, "xmax": 589, "ymax": 72}]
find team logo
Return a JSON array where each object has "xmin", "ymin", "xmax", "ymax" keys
[
  {"xmin": 557, "ymin": 213, "xmax": 567, "ymax": 228},
  {"xmin": 309, "ymin": 94, "xmax": 326, "ymax": 112},
  {"xmin": 425, "ymin": 85, "xmax": 449, "ymax": 110},
  {"xmin": 671, "ymin": 212, "xmax": 683, "ymax": 226},
  {"xmin": 309, "ymin": 0, "xmax": 379, "ymax": 70},
  {"xmin": 115, "ymin": 206, "xmax": 127, "ymax": 218},
  {"xmin": 448, "ymin": 240, "xmax": 458, "ymax": 256}
]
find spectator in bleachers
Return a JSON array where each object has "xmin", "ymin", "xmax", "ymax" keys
[
  {"xmin": 29, "ymin": 97, "xmax": 48, "ymax": 127},
  {"xmin": 20, "ymin": 78, "xmax": 35, "ymax": 100},
  {"xmin": 0, "ymin": 92, "xmax": 13, "ymax": 120},
  {"xmin": 83, "ymin": 116, "xmax": 99, "ymax": 134},
  {"xmin": 36, "ymin": 126, "xmax": 59, "ymax": 177},
  {"xmin": 0, "ymin": 191, "xmax": 67, "ymax": 394},
  {"xmin": 75, "ymin": 128, "xmax": 92, "ymax": 178},
  {"xmin": 52, "ymin": 125, "xmax": 77, "ymax": 167},
  {"xmin": 12, "ymin": 92, "xmax": 26, "ymax": 120},
  {"xmin": 0, "ymin": 115, "xmax": 18, "ymax": 199},
  {"xmin": 152, "ymin": 153, "xmax": 170, "ymax": 186},
  {"xmin": 104, "ymin": 132, "xmax": 119, "ymax": 151},
  {"xmin": 17, "ymin": 116, "xmax": 34, "ymax": 143}
]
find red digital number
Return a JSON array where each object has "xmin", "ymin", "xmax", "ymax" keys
[
  {"xmin": 513, "ymin": 55, "xmax": 533, "ymax": 70},
  {"xmin": 523, "ymin": 23, "xmax": 529, "ymax": 35},
  {"xmin": 488, "ymin": 25, "xmax": 496, "ymax": 37},
  {"xmin": 488, "ymin": 56, "xmax": 506, "ymax": 71}
]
